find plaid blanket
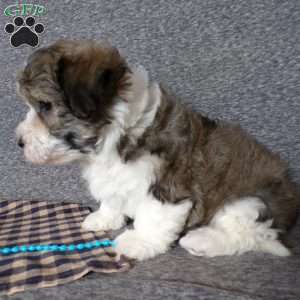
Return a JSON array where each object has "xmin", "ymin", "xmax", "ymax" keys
[{"xmin": 0, "ymin": 200, "xmax": 131, "ymax": 295}]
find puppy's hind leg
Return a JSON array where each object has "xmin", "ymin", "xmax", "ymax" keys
[{"xmin": 180, "ymin": 197, "xmax": 290, "ymax": 257}]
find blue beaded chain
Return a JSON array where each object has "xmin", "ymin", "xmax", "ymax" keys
[{"xmin": 0, "ymin": 239, "xmax": 116, "ymax": 255}]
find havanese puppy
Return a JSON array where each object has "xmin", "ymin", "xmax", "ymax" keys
[{"xmin": 16, "ymin": 40, "xmax": 299, "ymax": 260}]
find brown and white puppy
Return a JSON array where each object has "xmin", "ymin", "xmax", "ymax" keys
[{"xmin": 16, "ymin": 40, "xmax": 300, "ymax": 260}]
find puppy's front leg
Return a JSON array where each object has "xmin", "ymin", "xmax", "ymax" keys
[
  {"xmin": 82, "ymin": 197, "xmax": 125, "ymax": 232},
  {"xmin": 115, "ymin": 197, "xmax": 192, "ymax": 261}
]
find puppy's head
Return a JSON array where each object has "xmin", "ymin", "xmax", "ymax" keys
[{"xmin": 16, "ymin": 40, "xmax": 129, "ymax": 164}]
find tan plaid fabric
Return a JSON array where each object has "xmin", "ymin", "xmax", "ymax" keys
[{"xmin": 0, "ymin": 200, "xmax": 131, "ymax": 295}]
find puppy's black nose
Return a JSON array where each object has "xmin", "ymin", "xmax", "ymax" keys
[{"xmin": 18, "ymin": 138, "xmax": 25, "ymax": 148}]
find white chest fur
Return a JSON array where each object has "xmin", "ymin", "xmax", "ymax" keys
[
  {"xmin": 82, "ymin": 66, "xmax": 162, "ymax": 219},
  {"xmin": 82, "ymin": 150, "xmax": 160, "ymax": 218}
]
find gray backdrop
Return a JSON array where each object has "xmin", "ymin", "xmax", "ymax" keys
[{"xmin": 0, "ymin": 1, "xmax": 299, "ymax": 299}]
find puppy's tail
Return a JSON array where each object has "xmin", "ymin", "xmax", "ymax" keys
[{"xmin": 255, "ymin": 177, "xmax": 300, "ymax": 231}]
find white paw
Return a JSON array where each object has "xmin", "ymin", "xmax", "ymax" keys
[
  {"xmin": 179, "ymin": 227, "xmax": 227, "ymax": 257},
  {"xmin": 115, "ymin": 230, "xmax": 166, "ymax": 261},
  {"xmin": 81, "ymin": 211, "xmax": 124, "ymax": 232}
]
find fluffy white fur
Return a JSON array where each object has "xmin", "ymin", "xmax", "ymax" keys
[{"xmin": 179, "ymin": 197, "xmax": 290, "ymax": 257}]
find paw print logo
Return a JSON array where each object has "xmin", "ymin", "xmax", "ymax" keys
[{"xmin": 4, "ymin": 16, "xmax": 44, "ymax": 48}]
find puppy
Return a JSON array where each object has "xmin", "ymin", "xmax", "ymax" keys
[{"xmin": 16, "ymin": 40, "xmax": 300, "ymax": 260}]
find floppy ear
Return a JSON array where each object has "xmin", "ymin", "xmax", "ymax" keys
[{"xmin": 56, "ymin": 52, "xmax": 127, "ymax": 122}]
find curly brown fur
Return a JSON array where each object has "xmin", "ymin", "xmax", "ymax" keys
[{"xmin": 118, "ymin": 87, "xmax": 300, "ymax": 231}]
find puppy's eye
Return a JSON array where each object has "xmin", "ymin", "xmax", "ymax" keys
[{"xmin": 38, "ymin": 101, "xmax": 52, "ymax": 113}]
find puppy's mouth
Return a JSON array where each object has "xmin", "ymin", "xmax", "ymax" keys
[
  {"xmin": 23, "ymin": 149, "xmax": 82, "ymax": 166},
  {"xmin": 22, "ymin": 145, "xmax": 63, "ymax": 165},
  {"xmin": 19, "ymin": 135, "xmax": 82, "ymax": 166}
]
